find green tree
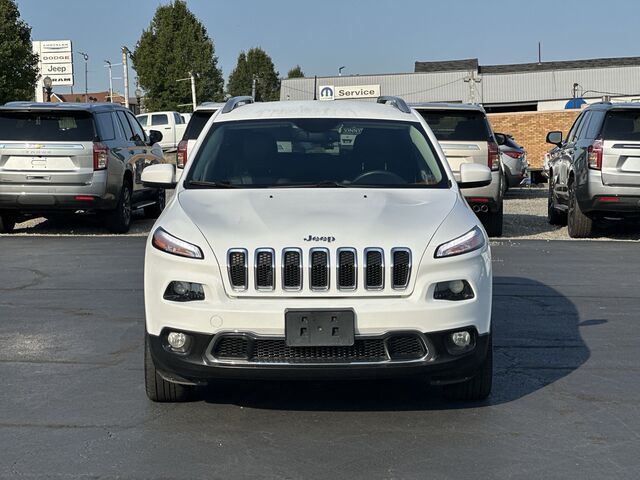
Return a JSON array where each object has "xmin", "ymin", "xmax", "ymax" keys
[
  {"xmin": 227, "ymin": 47, "xmax": 280, "ymax": 101},
  {"xmin": 132, "ymin": 0, "xmax": 223, "ymax": 112},
  {"xmin": 0, "ymin": 0, "xmax": 38, "ymax": 103},
  {"xmin": 287, "ymin": 65, "xmax": 304, "ymax": 78}
]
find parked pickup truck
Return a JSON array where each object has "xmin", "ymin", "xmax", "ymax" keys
[{"xmin": 137, "ymin": 111, "xmax": 187, "ymax": 151}]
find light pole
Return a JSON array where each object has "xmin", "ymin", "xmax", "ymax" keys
[
  {"xmin": 177, "ymin": 72, "xmax": 198, "ymax": 111},
  {"xmin": 338, "ymin": 66, "xmax": 346, "ymax": 76},
  {"xmin": 43, "ymin": 76, "xmax": 53, "ymax": 102},
  {"xmin": 121, "ymin": 46, "xmax": 131, "ymax": 109},
  {"xmin": 77, "ymin": 51, "xmax": 89, "ymax": 101}
]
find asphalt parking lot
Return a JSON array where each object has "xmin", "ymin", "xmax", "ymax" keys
[{"xmin": 1, "ymin": 237, "xmax": 639, "ymax": 479}]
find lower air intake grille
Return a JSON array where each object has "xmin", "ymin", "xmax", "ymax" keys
[
  {"xmin": 365, "ymin": 249, "xmax": 384, "ymax": 289},
  {"xmin": 387, "ymin": 335, "xmax": 426, "ymax": 360},
  {"xmin": 213, "ymin": 336, "xmax": 250, "ymax": 359},
  {"xmin": 252, "ymin": 339, "xmax": 387, "ymax": 363},
  {"xmin": 392, "ymin": 249, "xmax": 411, "ymax": 289},
  {"xmin": 310, "ymin": 249, "xmax": 329, "ymax": 290},
  {"xmin": 255, "ymin": 249, "xmax": 275, "ymax": 289},
  {"xmin": 228, "ymin": 250, "xmax": 247, "ymax": 290}
]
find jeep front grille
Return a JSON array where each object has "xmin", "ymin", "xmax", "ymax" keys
[
  {"xmin": 228, "ymin": 249, "xmax": 248, "ymax": 290},
  {"xmin": 310, "ymin": 248, "xmax": 329, "ymax": 291},
  {"xmin": 255, "ymin": 248, "xmax": 275, "ymax": 290},
  {"xmin": 226, "ymin": 247, "xmax": 411, "ymax": 293}
]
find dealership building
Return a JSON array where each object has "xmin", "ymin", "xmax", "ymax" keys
[{"xmin": 280, "ymin": 56, "xmax": 640, "ymax": 169}]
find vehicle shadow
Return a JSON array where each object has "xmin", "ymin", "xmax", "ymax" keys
[
  {"xmin": 200, "ymin": 276, "xmax": 590, "ymax": 410},
  {"xmin": 502, "ymin": 213, "xmax": 563, "ymax": 238}
]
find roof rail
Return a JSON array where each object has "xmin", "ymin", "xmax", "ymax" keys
[
  {"xmin": 377, "ymin": 96, "xmax": 411, "ymax": 114},
  {"xmin": 221, "ymin": 96, "xmax": 254, "ymax": 114}
]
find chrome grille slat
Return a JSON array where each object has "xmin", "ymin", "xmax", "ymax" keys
[
  {"xmin": 255, "ymin": 248, "xmax": 275, "ymax": 290},
  {"xmin": 337, "ymin": 248, "xmax": 357, "ymax": 290},
  {"xmin": 391, "ymin": 248, "xmax": 411, "ymax": 290},
  {"xmin": 364, "ymin": 248, "xmax": 384, "ymax": 290},
  {"xmin": 309, "ymin": 248, "xmax": 330, "ymax": 291},
  {"xmin": 282, "ymin": 248, "xmax": 302, "ymax": 291},
  {"xmin": 227, "ymin": 249, "xmax": 248, "ymax": 291}
]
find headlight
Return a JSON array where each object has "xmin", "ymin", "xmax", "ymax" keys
[
  {"xmin": 435, "ymin": 226, "xmax": 485, "ymax": 258},
  {"xmin": 152, "ymin": 227, "xmax": 204, "ymax": 259}
]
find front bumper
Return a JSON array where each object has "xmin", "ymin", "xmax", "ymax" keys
[{"xmin": 147, "ymin": 329, "xmax": 491, "ymax": 384}]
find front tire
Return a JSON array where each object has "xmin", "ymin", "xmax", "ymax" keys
[
  {"xmin": 442, "ymin": 336, "xmax": 493, "ymax": 401},
  {"xmin": 567, "ymin": 181, "xmax": 592, "ymax": 238},
  {"xmin": 105, "ymin": 181, "xmax": 132, "ymax": 233},
  {"xmin": 0, "ymin": 214, "xmax": 16, "ymax": 233},
  {"xmin": 144, "ymin": 335, "xmax": 195, "ymax": 402}
]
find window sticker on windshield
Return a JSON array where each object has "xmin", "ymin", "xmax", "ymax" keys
[{"xmin": 277, "ymin": 141, "xmax": 292, "ymax": 153}]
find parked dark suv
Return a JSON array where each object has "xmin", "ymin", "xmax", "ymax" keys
[
  {"xmin": 0, "ymin": 102, "xmax": 166, "ymax": 233},
  {"xmin": 546, "ymin": 102, "xmax": 640, "ymax": 237}
]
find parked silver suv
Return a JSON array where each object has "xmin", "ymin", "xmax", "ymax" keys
[
  {"xmin": 0, "ymin": 102, "xmax": 166, "ymax": 233},
  {"xmin": 412, "ymin": 103, "xmax": 504, "ymax": 236},
  {"xmin": 546, "ymin": 102, "xmax": 640, "ymax": 237}
]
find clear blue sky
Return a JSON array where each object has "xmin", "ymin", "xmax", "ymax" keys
[{"xmin": 17, "ymin": 0, "xmax": 640, "ymax": 95}]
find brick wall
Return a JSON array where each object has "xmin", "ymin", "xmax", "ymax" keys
[{"xmin": 487, "ymin": 110, "xmax": 580, "ymax": 169}]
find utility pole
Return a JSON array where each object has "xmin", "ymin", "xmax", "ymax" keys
[
  {"xmin": 251, "ymin": 75, "xmax": 257, "ymax": 99},
  {"xmin": 464, "ymin": 71, "xmax": 482, "ymax": 104},
  {"xmin": 77, "ymin": 51, "xmax": 89, "ymax": 102},
  {"xmin": 104, "ymin": 60, "xmax": 113, "ymax": 102},
  {"xmin": 122, "ymin": 46, "xmax": 131, "ymax": 109}
]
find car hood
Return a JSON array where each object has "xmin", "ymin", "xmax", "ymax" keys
[{"xmin": 177, "ymin": 188, "xmax": 458, "ymax": 258}]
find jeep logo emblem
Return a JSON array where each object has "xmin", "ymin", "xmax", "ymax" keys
[{"xmin": 303, "ymin": 235, "xmax": 335, "ymax": 243}]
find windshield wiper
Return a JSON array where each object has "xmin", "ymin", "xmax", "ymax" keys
[
  {"xmin": 185, "ymin": 180, "xmax": 238, "ymax": 189},
  {"xmin": 274, "ymin": 181, "xmax": 348, "ymax": 188}
]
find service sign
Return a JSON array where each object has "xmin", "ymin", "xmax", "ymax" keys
[{"xmin": 318, "ymin": 84, "xmax": 381, "ymax": 101}]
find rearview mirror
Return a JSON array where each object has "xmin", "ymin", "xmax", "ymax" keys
[
  {"xmin": 148, "ymin": 129, "xmax": 163, "ymax": 145},
  {"xmin": 546, "ymin": 131, "xmax": 563, "ymax": 146},
  {"xmin": 458, "ymin": 163, "xmax": 492, "ymax": 189},
  {"xmin": 142, "ymin": 163, "xmax": 176, "ymax": 189},
  {"xmin": 494, "ymin": 133, "xmax": 506, "ymax": 146}
]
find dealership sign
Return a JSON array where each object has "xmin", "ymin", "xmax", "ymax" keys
[
  {"xmin": 33, "ymin": 40, "xmax": 74, "ymax": 87},
  {"xmin": 319, "ymin": 84, "xmax": 380, "ymax": 101}
]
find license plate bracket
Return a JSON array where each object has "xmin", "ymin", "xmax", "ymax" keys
[{"xmin": 285, "ymin": 310, "xmax": 355, "ymax": 347}]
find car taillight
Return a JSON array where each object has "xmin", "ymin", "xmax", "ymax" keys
[
  {"xmin": 503, "ymin": 151, "xmax": 522, "ymax": 159},
  {"xmin": 588, "ymin": 139, "xmax": 603, "ymax": 170},
  {"xmin": 93, "ymin": 142, "xmax": 108, "ymax": 170},
  {"xmin": 488, "ymin": 140, "xmax": 500, "ymax": 171},
  {"xmin": 177, "ymin": 140, "xmax": 188, "ymax": 169}
]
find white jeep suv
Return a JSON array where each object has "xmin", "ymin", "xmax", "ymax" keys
[{"xmin": 141, "ymin": 96, "xmax": 494, "ymax": 402}]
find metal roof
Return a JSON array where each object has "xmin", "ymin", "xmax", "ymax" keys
[
  {"xmin": 414, "ymin": 58, "xmax": 478, "ymax": 73},
  {"xmin": 409, "ymin": 102, "xmax": 486, "ymax": 112},
  {"xmin": 480, "ymin": 56, "xmax": 640, "ymax": 74}
]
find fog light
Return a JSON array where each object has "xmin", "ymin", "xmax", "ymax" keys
[
  {"xmin": 164, "ymin": 281, "xmax": 205, "ymax": 302},
  {"xmin": 434, "ymin": 280, "xmax": 474, "ymax": 301},
  {"xmin": 451, "ymin": 331, "xmax": 471, "ymax": 347},
  {"xmin": 167, "ymin": 331, "xmax": 187, "ymax": 349}
]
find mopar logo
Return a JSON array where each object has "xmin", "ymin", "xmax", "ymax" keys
[
  {"xmin": 319, "ymin": 85, "xmax": 334, "ymax": 101},
  {"xmin": 304, "ymin": 234, "xmax": 336, "ymax": 243}
]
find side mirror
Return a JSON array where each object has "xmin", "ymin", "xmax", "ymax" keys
[
  {"xmin": 142, "ymin": 163, "xmax": 176, "ymax": 189},
  {"xmin": 546, "ymin": 131, "xmax": 563, "ymax": 146},
  {"xmin": 494, "ymin": 133, "xmax": 506, "ymax": 146},
  {"xmin": 148, "ymin": 129, "xmax": 163, "ymax": 145},
  {"xmin": 458, "ymin": 163, "xmax": 492, "ymax": 189}
]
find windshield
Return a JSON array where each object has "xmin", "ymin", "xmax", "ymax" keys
[
  {"xmin": 418, "ymin": 110, "xmax": 490, "ymax": 142},
  {"xmin": 185, "ymin": 118, "xmax": 448, "ymax": 188},
  {"xmin": 0, "ymin": 110, "xmax": 96, "ymax": 141}
]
